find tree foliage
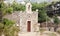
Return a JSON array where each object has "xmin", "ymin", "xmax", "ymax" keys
[
  {"xmin": 0, "ymin": 18, "xmax": 20, "ymax": 36},
  {"xmin": 54, "ymin": 15, "xmax": 60, "ymax": 25},
  {"xmin": 2, "ymin": 18, "xmax": 20, "ymax": 36},
  {"xmin": 0, "ymin": 1, "xmax": 26, "ymax": 15},
  {"xmin": 11, "ymin": 1, "xmax": 25, "ymax": 11},
  {"xmin": 3, "ymin": 18, "xmax": 15, "ymax": 26},
  {"xmin": 0, "ymin": 1, "xmax": 13, "ymax": 15},
  {"xmin": 53, "ymin": 15, "xmax": 60, "ymax": 32},
  {"xmin": 32, "ymin": 2, "xmax": 50, "ymax": 23}
]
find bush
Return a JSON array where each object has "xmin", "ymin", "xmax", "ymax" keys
[
  {"xmin": 46, "ymin": 33, "xmax": 57, "ymax": 36},
  {"xmin": 40, "ymin": 28, "xmax": 46, "ymax": 33},
  {"xmin": 6, "ymin": 7, "xmax": 13, "ymax": 14},
  {"xmin": 3, "ymin": 18, "xmax": 15, "ymax": 27},
  {"xmin": 0, "ymin": 23, "xmax": 4, "ymax": 29},
  {"xmin": 11, "ymin": 2, "xmax": 25, "ymax": 11},
  {"xmin": 57, "ymin": 30, "xmax": 60, "ymax": 34}
]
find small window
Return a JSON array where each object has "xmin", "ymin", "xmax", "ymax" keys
[{"xmin": 28, "ymin": 5, "xmax": 30, "ymax": 10}]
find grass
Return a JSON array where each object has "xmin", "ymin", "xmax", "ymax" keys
[
  {"xmin": 39, "ymin": 28, "xmax": 46, "ymax": 35},
  {"xmin": 45, "ymin": 33, "xmax": 57, "ymax": 36}
]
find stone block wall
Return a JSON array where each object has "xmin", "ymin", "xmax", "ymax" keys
[{"xmin": 19, "ymin": 11, "xmax": 38, "ymax": 32}]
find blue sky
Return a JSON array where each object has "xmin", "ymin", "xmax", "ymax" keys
[
  {"xmin": 17, "ymin": 0, "xmax": 52, "ymax": 2},
  {"xmin": 13, "ymin": 0, "xmax": 53, "ymax": 4},
  {"xmin": 30, "ymin": 0, "xmax": 53, "ymax": 3},
  {"xmin": 5, "ymin": 0, "xmax": 52, "ymax": 2},
  {"xmin": 4, "ymin": 0, "xmax": 60, "ymax": 3}
]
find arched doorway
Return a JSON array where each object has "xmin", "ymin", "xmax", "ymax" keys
[{"xmin": 27, "ymin": 21, "xmax": 31, "ymax": 32}]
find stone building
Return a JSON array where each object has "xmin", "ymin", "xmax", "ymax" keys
[
  {"xmin": 19, "ymin": 2, "xmax": 40, "ymax": 32},
  {"xmin": 3, "ymin": 2, "xmax": 40, "ymax": 33}
]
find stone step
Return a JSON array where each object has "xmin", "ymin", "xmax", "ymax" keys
[
  {"xmin": 18, "ymin": 31, "xmax": 60, "ymax": 36},
  {"xmin": 18, "ymin": 32, "xmax": 40, "ymax": 36}
]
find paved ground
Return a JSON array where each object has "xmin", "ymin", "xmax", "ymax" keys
[
  {"xmin": 18, "ymin": 32, "xmax": 40, "ymax": 36},
  {"xmin": 43, "ymin": 31, "xmax": 60, "ymax": 36},
  {"xmin": 18, "ymin": 31, "xmax": 60, "ymax": 36}
]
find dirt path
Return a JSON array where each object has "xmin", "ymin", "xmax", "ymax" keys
[
  {"xmin": 18, "ymin": 31, "xmax": 60, "ymax": 36},
  {"xmin": 18, "ymin": 32, "xmax": 40, "ymax": 36}
]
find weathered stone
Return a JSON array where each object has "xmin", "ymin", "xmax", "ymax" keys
[{"xmin": 19, "ymin": 2, "xmax": 39, "ymax": 32}]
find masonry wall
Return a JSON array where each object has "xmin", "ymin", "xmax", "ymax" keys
[{"xmin": 19, "ymin": 11, "xmax": 38, "ymax": 32}]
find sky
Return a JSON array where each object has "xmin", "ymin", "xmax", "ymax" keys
[
  {"xmin": 15, "ymin": 0, "xmax": 52, "ymax": 2},
  {"xmin": 15, "ymin": 0, "xmax": 60, "ymax": 2},
  {"xmin": 4, "ymin": 0, "xmax": 60, "ymax": 4}
]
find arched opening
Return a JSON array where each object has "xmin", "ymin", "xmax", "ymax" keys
[{"xmin": 27, "ymin": 21, "xmax": 31, "ymax": 32}]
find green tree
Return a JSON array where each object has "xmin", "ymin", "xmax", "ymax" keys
[
  {"xmin": 3, "ymin": 7, "xmax": 13, "ymax": 15},
  {"xmin": 32, "ymin": 2, "xmax": 49, "ymax": 23},
  {"xmin": 54, "ymin": 15, "xmax": 60, "ymax": 32},
  {"xmin": 11, "ymin": 1, "xmax": 25, "ymax": 11},
  {"xmin": 38, "ymin": 7, "xmax": 50, "ymax": 23},
  {"xmin": 0, "ymin": 1, "xmax": 13, "ymax": 15},
  {"xmin": 0, "ymin": 18, "xmax": 20, "ymax": 36},
  {"xmin": 0, "ymin": 23, "xmax": 4, "ymax": 36},
  {"xmin": 3, "ymin": 18, "xmax": 20, "ymax": 36}
]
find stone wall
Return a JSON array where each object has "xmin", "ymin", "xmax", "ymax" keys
[
  {"xmin": 3, "ymin": 11, "xmax": 20, "ymax": 25},
  {"xmin": 19, "ymin": 11, "xmax": 38, "ymax": 32}
]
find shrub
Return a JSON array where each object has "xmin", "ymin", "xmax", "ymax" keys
[
  {"xmin": 46, "ymin": 33, "xmax": 57, "ymax": 36},
  {"xmin": 40, "ymin": 28, "xmax": 46, "ymax": 33},
  {"xmin": 57, "ymin": 30, "xmax": 60, "ymax": 34}
]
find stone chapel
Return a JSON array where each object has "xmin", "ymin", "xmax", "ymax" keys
[
  {"xmin": 19, "ymin": 2, "xmax": 40, "ymax": 32},
  {"xmin": 3, "ymin": 2, "xmax": 40, "ymax": 33}
]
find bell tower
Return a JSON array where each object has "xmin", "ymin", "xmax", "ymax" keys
[
  {"xmin": 19, "ymin": 0, "xmax": 39, "ymax": 33},
  {"xmin": 26, "ymin": 0, "xmax": 32, "ymax": 13}
]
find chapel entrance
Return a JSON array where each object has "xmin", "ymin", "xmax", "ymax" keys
[{"xmin": 27, "ymin": 21, "xmax": 31, "ymax": 32}]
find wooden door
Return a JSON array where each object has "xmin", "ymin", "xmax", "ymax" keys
[{"xmin": 27, "ymin": 21, "xmax": 31, "ymax": 32}]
